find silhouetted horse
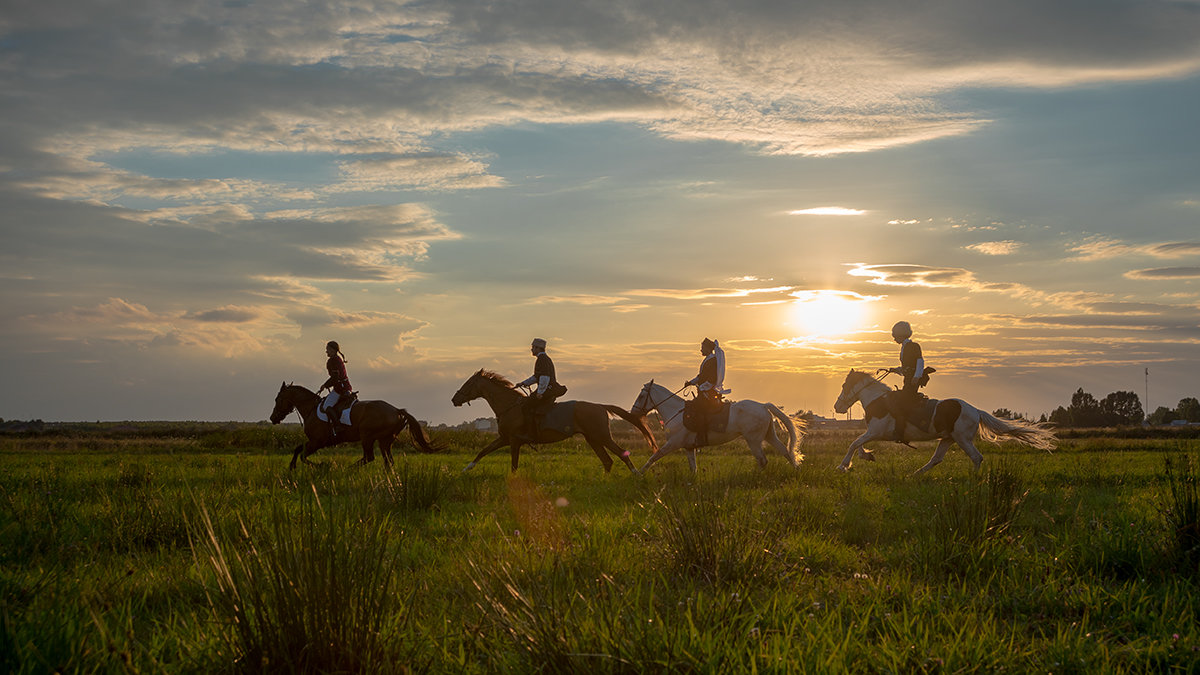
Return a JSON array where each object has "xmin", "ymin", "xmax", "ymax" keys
[
  {"xmin": 270, "ymin": 382, "xmax": 441, "ymax": 469},
  {"xmin": 833, "ymin": 369, "xmax": 1056, "ymax": 473},
  {"xmin": 450, "ymin": 369, "xmax": 658, "ymax": 472}
]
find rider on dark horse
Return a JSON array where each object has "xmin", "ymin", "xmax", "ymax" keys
[
  {"xmin": 884, "ymin": 321, "xmax": 932, "ymax": 442},
  {"xmin": 685, "ymin": 338, "xmax": 727, "ymax": 448},
  {"xmin": 514, "ymin": 338, "xmax": 565, "ymax": 442},
  {"xmin": 318, "ymin": 340, "xmax": 354, "ymax": 439}
]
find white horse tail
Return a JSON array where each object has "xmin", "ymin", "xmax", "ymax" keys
[
  {"xmin": 766, "ymin": 403, "xmax": 805, "ymax": 466},
  {"xmin": 976, "ymin": 410, "xmax": 1057, "ymax": 452}
]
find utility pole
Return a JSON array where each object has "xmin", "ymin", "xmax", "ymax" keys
[{"xmin": 1145, "ymin": 367, "xmax": 1150, "ymax": 424}]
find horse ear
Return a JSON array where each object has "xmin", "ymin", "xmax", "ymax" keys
[
  {"xmin": 649, "ymin": 378, "xmax": 655, "ymax": 385},
  {"xmin": 280, "ymin": 381, "xmax": 286, "ymax": 390}
]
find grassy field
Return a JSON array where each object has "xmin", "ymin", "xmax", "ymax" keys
[{"xmin": 2, "ymin": 421, "xmax": 1199, "ymax": 673}]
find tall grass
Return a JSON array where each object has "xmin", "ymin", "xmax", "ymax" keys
[
  {"xmin": 192, "ymin": 487, "xmax": 411, "ymax": 672},
  {"xmin": 1163, "ymin": 451, "xmax": 1200, "ymax": 573}
]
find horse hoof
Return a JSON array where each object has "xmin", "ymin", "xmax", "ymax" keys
[{"xmin": 463, "ymin": 462, "xmax": 476, "ymax": 472}]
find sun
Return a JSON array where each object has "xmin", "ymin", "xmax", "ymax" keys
[{"xmin": 789, "ymin": 290, "xmax": 871, "ymax": 337}]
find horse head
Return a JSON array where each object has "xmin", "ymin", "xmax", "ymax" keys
[
  {"xmin": 833, "ymin": 369, "xmax": 881, "ymax": 414},
  {"xmin": 451, "ymin": 369, "xmax": 488, "ymax": 407},
  {"xmin": 630, "ymin": 379, "xmax": 657, "ymax": 416},
  {"xmin": 270, "ymin": 381, "xmax": 295, "ymax": 424}
]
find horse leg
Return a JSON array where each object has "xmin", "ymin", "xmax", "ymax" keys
[
  {"xmin": 380, "ymin": 435, "xmax": 395, "ymax": 468},
  {"xmin": 289, "ymin": 442, "xmax": 305, "ymax": 470},
  {"xmin": 638, "ymin": 432, "xmax": 688, "ymax": 474},
  {"xmin": 464, "ymin": 437, "xmax": 508, "ymax": 471},
  {"xmin": 740, "ymin": 428, "xmax": 769, "ymax": 469},
  {"xmin": 915, "ymin": 438, "xmax": 954, "ymax": 475},
  {"xmin": 601, "ymin": 435, "xmax": 636, "ymax": 472},
  {"xmin": 356, "ymin": 437, "xmax": 376, "ymax": 466},
  {"xmin": 510, "ymin": 441, "xmax": 521, "ymax": 472},
  {"xmin": 954, "ymin": 433, "xmax": 984, "ymax": 472},
  {"xmin": 582, "ymin": 434, "xmax": 614, "ymax": 473},
  {"xmin": 686, "ymin": 448, "xmax": 698, "ymax": 473},
  {"xmin": 299, "ymin": 440, "xmax": 323, "ymax": 467},
  {"xmin": 839, "ymin": 429, "xmax": 874, "ymax": 471}
]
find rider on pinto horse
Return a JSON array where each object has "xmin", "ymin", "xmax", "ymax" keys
[{"xmin": 883, "ymin": 321, "xmax": 934, "ymax": 442}]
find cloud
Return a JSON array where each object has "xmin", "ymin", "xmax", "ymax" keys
[
  {"xmin": 1126, "ymin": 267, "xmax": 1200, "ymax": 280},
  {"xmin": 847, "ymin": 264, "xmax": 977, "ymax": 288},
  {"xmin": 1069, "ymin": 237, "xmax": 1200, "ymax": 262},
  {"xmin": 966, "ymin": 240, "xmax": 1023, "ymax": 255},
  {"xmin": 528, "ymin": 294, "xmax": 629, "ymax": 306},
  {"xmin": 788, "ymin": 207, "xmax": 867, "ymax": 216},
  {"xmin": 625, "ymin": 285, "xmax": 795, "ymax": 300}
]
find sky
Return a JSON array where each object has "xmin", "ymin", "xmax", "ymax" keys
[{"xmin": 2, "ymin": 0, "xmax": 1199, "ymax": 425}]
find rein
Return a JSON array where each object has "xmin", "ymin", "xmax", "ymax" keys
[{"xmin": 636, "ymin": 384, "xmax": 688, "ymax": 425}]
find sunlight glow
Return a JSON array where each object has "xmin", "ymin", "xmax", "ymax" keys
[{"xmin": 788, "ymin": 290, "xmax": 877, "ymax": 337}]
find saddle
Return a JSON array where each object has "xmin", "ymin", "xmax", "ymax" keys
[
  {"xmin": 865, "ymin": 392, "xmax": 960, "ymax": 437},
  {"xmin": 535, "ymin": 401, "xmax": 577, "ymax": 436},
  {"xmin": 316, "ymin": 393, "xmax": 358, "ymax": 426},
  {"xmin": 683, "ymin": 399, "xmax": 732, "ymax": 434}
]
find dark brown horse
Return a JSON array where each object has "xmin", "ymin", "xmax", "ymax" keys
[
  {"xmin": 450, "ymin": 369, "xmax": 658, "ymax": 472},
  {"xmin": 270, "ymin": 382, "xmax": 441, "ymax": 469}
]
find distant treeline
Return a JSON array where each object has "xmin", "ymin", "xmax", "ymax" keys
[{"xmin": 1001, "ymin": 389, "xmax": 1200, "ymax": 428}]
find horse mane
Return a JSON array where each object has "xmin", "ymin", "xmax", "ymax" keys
[{"xmin": 477, "ymin": 369, "xmax": 516, "ymax": 389}]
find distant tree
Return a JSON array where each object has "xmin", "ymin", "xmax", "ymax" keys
[
  {"xmin": 1100, "ymin": 391, "xmax": 1144, "ymax": 426},
  {"xmin": 1148, "ymin": 406, "xmax": 1177, "ymax": 426},
  {"xmin": 1038, "ymin": 413, "xmax": 1049, "ymax": 424},
  {"xmin": 1049, "ymin": 406, "xmax": 1072, "ymax": 427},
  {"xmin": 1068, "ymin": 388, "xmax": 1104, "ymax": 427},
  {"xmin": 993, "ymin": 408, "xmax": 1015, "ymax": 419},
  {"xmin": 1178, "ymin": 397, "xmax": 1200, "ymax": 423}
]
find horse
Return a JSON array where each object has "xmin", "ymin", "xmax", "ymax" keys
[
  {"xmin": 450, "ymin": 369, "xmax": 659, "ymax": 472},
  {"xmin": 270, "ymin": 382, "xmax": 441, "ymax": 470},
  {"xmin": 629, "ymin": 380, "xmax": 804, "ymax": 474},
  {"xmin": 832, "ymin": 369, "xmax": 1056, "ymax": 473}
]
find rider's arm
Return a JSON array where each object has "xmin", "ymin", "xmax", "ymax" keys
[
  {"xmin": 536, "ymin": 375, "xmax": 550, "ymax": 396},
  {"xmin": 914, "ymin": 358, "xmax": 925, "ymax": 379},
  {"xmin": 515, "ymin": 375, "xmax": 536, "ymax": 388}
]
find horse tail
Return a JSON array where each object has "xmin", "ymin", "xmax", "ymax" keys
[
  {"xmin": 976, "ymin": 409, "xmax": 1056, "ymax": 452},
  {"xmin": 399, "ymin": 409, "xmax": 444, "ymax": 453},
  {"xmin": 766, "ymin": 403, "xmax": 805, "ymax": 466},
  {"xmin": 602, "ymin": 404, "xmax": 659, "ymax": 452}
]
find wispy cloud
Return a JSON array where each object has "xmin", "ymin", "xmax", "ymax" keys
[
  {"xmin": 966, "ymin": 240, "xmax": 1023, "ymax": 255},
  {"xmin": 788, "ymin": 207, "xmax": 867, "ymax": 216},
  {"xmin": 1126, "ymin": 267, "xmax": 1200, "ymax": 280}
]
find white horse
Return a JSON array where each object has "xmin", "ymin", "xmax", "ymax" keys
[
  {"xmin": 630, "ymin": 380, "xmax": 804, "ymax": 473},
  {"xmin": 833, "ymin": 369, "xmax": 1056, "ymax": 474}
]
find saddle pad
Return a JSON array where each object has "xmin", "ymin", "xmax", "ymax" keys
[
  {"xmin": 541, "ymin": 401, "xmax": 577, "ymax": 436},
  {"xmin": 316, "ymin": 399, "xmax": 355, "ymax": 426},
  {"xmin": 683, "ymin": 401, "xmax": 732, "ymax": 434}
]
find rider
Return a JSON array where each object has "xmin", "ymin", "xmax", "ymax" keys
[
  {"xmin": 884, "ymin": 321, "xmax": 929, "ymax": 442},
  {"xmin": 684, "ymin": 338, "xmax": 727, "ymax": 447},
  {"xmin": 514, "ymin": 338, "xmax": 564, "ymax": 441},
  {"xmin": 318, "ymin": 340, "xmax": 354, "ymax": 438}
]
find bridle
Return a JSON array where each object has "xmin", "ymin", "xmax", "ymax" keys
[
  {"xmin": 840, "ymin": 372, "xmax": 882, "ymax": 407},
  {"xmin": 634, "ymin": 382, "xmax": 687, "ymax": 425}
]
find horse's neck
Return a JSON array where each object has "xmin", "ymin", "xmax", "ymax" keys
[
  {"xmin": 290, "ymin": 387, "xmax": 320, "ymax": 420},
  {"xmin": 855, "ymin": 380, "xmax": 890, "ymax": 407},
  {"xmin": 479, "ymin": 380, "xmax": 523, "ymax": 415},
  {"xmin": 650, "ymin": 386, "xmax": 686, "ymax": 421}
]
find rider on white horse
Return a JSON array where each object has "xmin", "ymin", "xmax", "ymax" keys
[{"xmin": 684, "ymin": 338, "xmax": 729, "ymax": 448}]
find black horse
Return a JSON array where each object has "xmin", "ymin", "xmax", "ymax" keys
[{"xmin": 270, "ymin": 383, "xmax": 441, "ymax": 469}]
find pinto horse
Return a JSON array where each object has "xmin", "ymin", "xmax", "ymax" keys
[
  {"xmin": 270, "ymin": 383, "xmax": 441, "ymax": 469},
  {"xmin": 833, "ymin": 369, "xmax": 1056, "ymax": 474},
  {"xmin": 630, "ymin": 380, "xmax": 803, "ymax": 474},
  {"xmin": 450, "ymin": 369, "xmax": 658, "ymax": 472}
]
